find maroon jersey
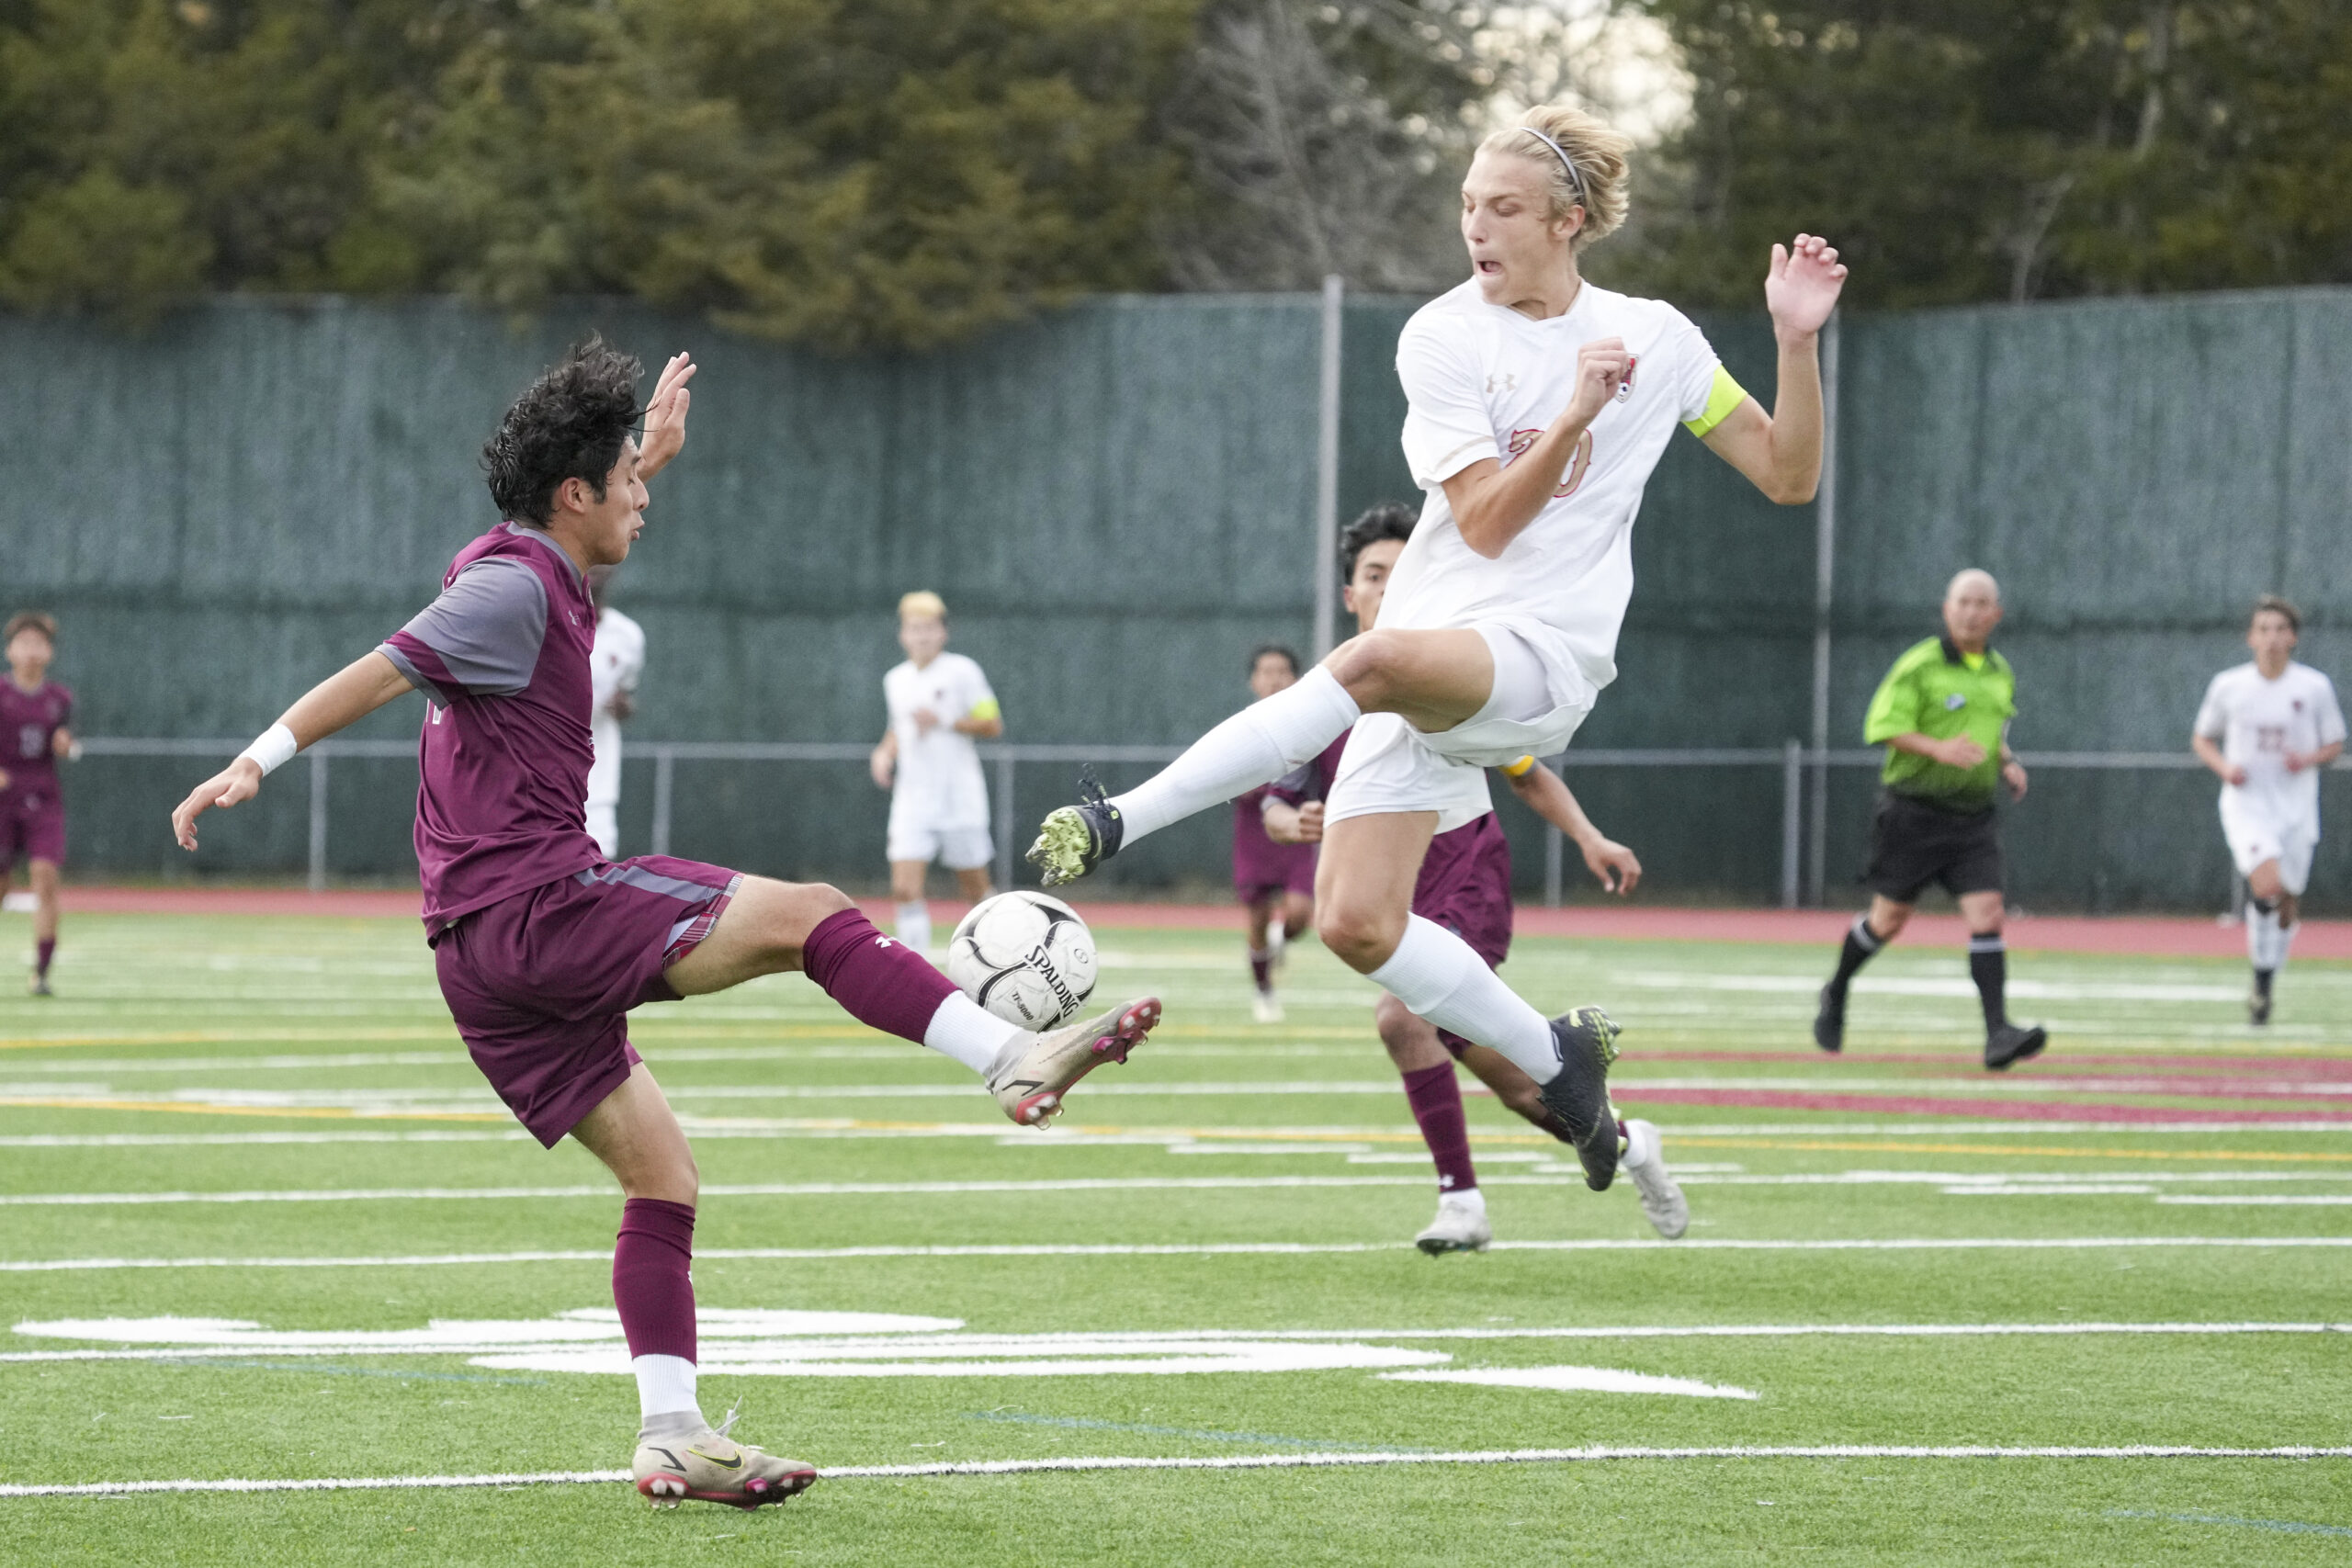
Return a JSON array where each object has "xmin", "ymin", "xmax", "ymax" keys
[
  {"xmin": 0, "ymin": 679, "xmax": 71, "ymax": 797},
  {"xmin": 379, "ymin": 522, "xmax": 602, "ymax": 936},
  {"xmin": 1232, "ymin": 784, "xmax": 1316, "ymax": 898},
  {"xmin": 1271, "ymin": 727, "xmax": 1514, "ymax": 966}
]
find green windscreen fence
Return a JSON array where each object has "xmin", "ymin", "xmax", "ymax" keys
[{"xmin": 5, "ymin": 286, "xmax": 2348, "ymax": 908}]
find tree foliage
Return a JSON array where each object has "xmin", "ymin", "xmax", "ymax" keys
[{"xmin": 1634, "ymin": 0, "xmax": 2352, "ymax": 309}]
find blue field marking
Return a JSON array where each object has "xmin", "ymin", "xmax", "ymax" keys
[
  {"xmin": 2109, "ymin": 1507, "xmax": 2352, "ymax": 1538},
  {"xmin": 164, "ymin": 1358, "xmax": 547, "ymax": 1387},
  {"xmin": 966, "ymin": 1409, "xmax": 1405, "ymax": 1452}
]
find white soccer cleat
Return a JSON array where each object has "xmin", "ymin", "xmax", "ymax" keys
[
  {"xmin": 1414, "ymin": 1191, "xmax": 1492, "ymax": 1255},
  {"xmin": 1620, "ymin": 1117, "xmax": 1688, "ymax": 1240},
  {"xmin": 631, "ymin": 1407, "xmax": 815, "ymax": 1510},
  {"xmin": 1250, "ymin": 990, "xmax": 1283, "ymax": 1024},
  {"xmin": 985, "ymin": 996, "xmax": 1161, "ymax": 1125}
]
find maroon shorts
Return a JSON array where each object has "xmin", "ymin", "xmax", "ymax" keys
[
  {"xmin": 1415, "ymin": 816, "xmax": 1514, "ymax": 1061},
  {"xmin": 433, "ymin": 856, "xmax": 741, "ymax": 1146},
  {"xmin": 1234, "ymin": 844, "xmax": 1317, "ymax": 906},
  {"xmin": 0, "ymin": 787, "xmax": 63, "ymax": 866}
]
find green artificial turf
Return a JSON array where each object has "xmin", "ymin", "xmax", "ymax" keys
[{"xmin": 2, "ymin": 911, "xmax": 2348, "ymax": 1564}]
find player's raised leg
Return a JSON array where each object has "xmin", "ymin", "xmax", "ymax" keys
[{"xmin": 664, "ymin": 875, "xmax": 1158, "ymax": 1126}]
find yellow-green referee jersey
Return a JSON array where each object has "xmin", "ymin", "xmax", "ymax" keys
[{"xmin": 1862, "ymin": 637, "xmax": 2017, "ymax": 812}]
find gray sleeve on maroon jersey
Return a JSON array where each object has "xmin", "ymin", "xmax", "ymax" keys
[{"xmin": 391, "ymin": 558, "xmax": 549, "ymax": 696}]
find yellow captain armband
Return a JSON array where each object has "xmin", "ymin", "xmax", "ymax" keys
[
  {"xmin": 1500, "ymin": 755, "xmax": 1539, "ymax": 778},
  {"xmin": 968, "ymin": 697, "xmax": 1001, "ymax": 722},
  {"xmin": 1681, "ymin": 365, "xmax": 1749, "ymax": 439}
]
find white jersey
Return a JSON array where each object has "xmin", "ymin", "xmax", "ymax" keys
[
  {"xmin": 585, "ymin": 606, "xmax": 644, "ymax": 812},
  {"xmin": 2194, "ymin": 660, "xmax": 2346, "ymax": 829},
  {"xmin": 885, "ymin": 652, "xmax": 997, "ymax": 833},
  {"xmin": 1388, "ymin": 277, "xmax": 1733, "ymax": 695}
]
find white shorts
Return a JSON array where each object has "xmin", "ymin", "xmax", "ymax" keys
[
  {"xmin": 585, "ymin": 799, "xmax": 619, "ymax": 860},
  {"xmin": 1327, "ymin": 625, "xmax": 1595, "ymax": 832},
  {"xmin": 888, "ymin": 823, "xmax": 995, "ymax": 870},
  {"xmin": 2221, "ymin": 793, "xmax": 2317, "ymax": 895}
]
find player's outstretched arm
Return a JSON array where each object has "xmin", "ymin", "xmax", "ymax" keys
[
  {"xmin": 171, "ymin": 651, "xmax": 413, "ymax": 850},
  {"xmin": 1506, "ymin": 761, "xmax": 1640, "ymax": 895},
  {"xmin": 635, "ymin": 353, "xmax": 697, "ymax": 481},
  {"xmin": 1700, "ymin": 235, "xmax": 1847, "ymax": 504}
]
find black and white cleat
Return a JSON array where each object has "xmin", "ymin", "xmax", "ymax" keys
[{"xmin": 1984, "ymin": 1023, "xmax": 2049, "ymax": 1071}]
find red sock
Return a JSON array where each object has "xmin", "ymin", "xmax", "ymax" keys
[
  {"xmin": 1249, "ymin": 949, "xmax": 1272, "ymax": 989},
  {"xmin": 801, "ymin": 908, "xmax": 958, "ymax": 1043},
  {"xmin": 36, "ymin": 938, "xmax": 54, "ymax": 976},
  {"xmin": 613, "ymin": 1197, "xmax": 697, "ymax": 1361},
  {"xmin": 1400, "ymin": 1062, "xmax": 1477, "ymax": 1194}
]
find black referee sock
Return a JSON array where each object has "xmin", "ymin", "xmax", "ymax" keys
[
  {"xmin": 1829, "ymin": 915, "xmax": 1883, "ymax": 993},
  {"xmin": 1968, "ymin": 933, "xmax": 2007, "ymax": 1033}
]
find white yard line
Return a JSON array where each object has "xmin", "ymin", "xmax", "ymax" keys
[
  {"xmin": 6, "ymin": 1444, "xmax": 2349, "ymax": 1496},
  {"xmin": 6, "ymin": 1236, "xmax": 2351, "ymax": 1273}
]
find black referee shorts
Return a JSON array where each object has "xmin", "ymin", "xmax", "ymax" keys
[{"xmin": 1865, "ymin": 791, "xmax": 2004, "ymax": 903}]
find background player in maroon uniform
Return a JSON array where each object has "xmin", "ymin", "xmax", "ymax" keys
[
  {"xmin": 1233, "ymin": 645, "xmax": 1317, "ymax": 1021},
  {"xmin": 169, "ymin": 342, "xmax": 1160, "ymax": 1512},
  {"xmin": 0, "ymin": 612, "xmax": 74, "ymax": 995},
  {"xmin": 1264, "ymin": 505, "xmax": 1685, "ymax": 1250}
]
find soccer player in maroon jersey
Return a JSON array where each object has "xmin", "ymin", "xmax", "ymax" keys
[
  {"xmin": 1262, "ymin": 505, "xmax": 1686, "ymax": 1249},
  {"xmin": 1232, "ymin": 644, "xmax": 1317, "ymax": 1022},
  {"xmin": 169, "ymin": 342, "xmax": 1161, "ymax": 1511},
  {"xmin": 0, "ymin": 612, "xmax": 74, "ymax": 995}
]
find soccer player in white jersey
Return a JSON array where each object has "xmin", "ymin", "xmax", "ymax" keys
[
  {"xmin": 871, "ymin": 592, "xmax": 1002, "ymax": 952},
  {"xmin": 2192, "ymin": 596, "xmax": 2346, "ymax": 1024},
  {"xmin": 1030, "ymin": 104, "xmax": 1844, "ymax": 1190},
  {"xmin": 585, "ymin": 567, "xmax": 645, "ymax": 858}
]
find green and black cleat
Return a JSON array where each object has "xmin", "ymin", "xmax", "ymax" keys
[
  {"xmin": 1536, "ymin": 1006, "xmax": 1623, "ymax": 1190},
  {"xmin": 1026, "ymin": 773, "xmax": 1124, "ymax": 887}
]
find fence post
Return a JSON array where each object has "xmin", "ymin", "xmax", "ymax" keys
[
  {"xmin": 1543, "ymin": 823, "xmax": 1564, "ymax": 908},
  {"xmin": 1804, "ymin": 312, "xmax": 1841, "ymax": 907},
  {"xmin": 994, "ymin": 750, "xmax": 1017, "ymax": 891},
  {"xmin": 307, "ymin": 749, "xmax": 329, "ymax": 893},
  {"xmin": 1313, "ymin": 274, "xmax": 1344, "ymax": 660},
  {"xmin": 1780, "ymin": 739, "xmax": 1803, "ymax": 909},
  {"xmin": 650, "ymin": 747, "xmax": 674, "ymax": 858}
]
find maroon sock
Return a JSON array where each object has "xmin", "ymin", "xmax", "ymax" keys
[
  {"xmin": 1249, "ymin": 949, "xmax": 1272, "ymax": 990},
  {"xmin": 1401, "ymin": 1062, "xmax": 1477, "ymax": 1194},
  {"xmin": 34, "ymin": 938, "xmax": 53, "ymax": 977},
  {"xmin": 613, "ymin": 1197, "xmax": 697, "ymax": 1361},
  {"xmin": 801, "ymin": 907, "xmax": 958, "ymax": 1043}
]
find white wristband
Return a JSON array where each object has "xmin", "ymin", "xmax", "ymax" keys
[{"xmin": 238, "ymin": 722, "xmax": 299, "ymax": 777}]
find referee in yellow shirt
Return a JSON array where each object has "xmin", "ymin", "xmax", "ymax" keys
[{"xmin": 1814, "ymin": 570, "xmax": 2050, "ymax": 1070}]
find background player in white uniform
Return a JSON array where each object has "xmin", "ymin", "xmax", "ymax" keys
[
  {"xmin": 2192, "ymin": 595, "xmax": 2345, "ymax": 1023},
  {"xmin": 1032, "ymin": 104, "xmax": 1845, "ymax": 1190},
  {"xmin": 584, "ymin": 567, "xmax": 645, "ymax": 859},
  {"xmin": 871, "ymin": 591, "xmax": 1001, "ymax": 952}
]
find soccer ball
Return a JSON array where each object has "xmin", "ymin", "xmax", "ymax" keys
[{"xmin": 945, "ymin": 891, "xmax": 1099, "ymax": 1030}]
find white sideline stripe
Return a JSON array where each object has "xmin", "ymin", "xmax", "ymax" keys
[
  {"xmin": 7, "ymin": 1236, "xmax": 2352, "ymax": 1273},
  {"xmin": 8, "ymin": 1321, "xmax": 2341, "ymax": 1366},
  {"xmin": 2157, "ymin": 1195, "xmax": 2352, "ymax": 1206},
  {"xmin": 1380, "ymin": 1367, "xmax": 1758, "ymax": 1399},
  {"xmin": 12, "ymin": 1169, "xmax": 2352, "ymax": 1206},
  {"xmin": 6, "ymin": 1445, "xmax": 2351, "ymax": 1496}
]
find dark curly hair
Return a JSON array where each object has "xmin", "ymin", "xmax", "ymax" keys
[
  {"xmin": 481, "ymin": 337, "xmax": 644, "ymax": 525},
  {"xmin": 1339, "ymin": 502, "xmax": 1417, "ymax": 585}
]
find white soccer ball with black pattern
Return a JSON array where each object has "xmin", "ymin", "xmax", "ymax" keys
[{"xmin": 945, "ymin": 891, "xmax": 1099, "ymax": 1029}]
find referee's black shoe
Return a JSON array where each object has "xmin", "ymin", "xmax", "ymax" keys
[
  {"xmin": 1812, "ymin": 983, "xmax": 1845, "ymax": 1054},
  {"xmin": 1536, "ymin": 1006, "xmax": 1622, "ymax": 1190},
  {"xmin": 1984, "ymin": 1023, "xmax": 2048, "ymax": 1071}
]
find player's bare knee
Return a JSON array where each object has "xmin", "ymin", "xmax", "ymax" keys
[
  {"xmin": 1317, "ymin": 902, "xmax": 1402, "ymax": 973},
  {"xmin": 1373, "ymin": 994, "xmax": 1420, "ymax": 1058},
  {"xmin": 1323, "ymin": 630, "xmax": 1404, "ymax": 707}
]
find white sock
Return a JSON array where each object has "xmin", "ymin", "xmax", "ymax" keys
[
  {"xmin": 896, "ymin": 900, "xmax": 933, "ymax": 953},
  {"xmin": 1368, "ymin": 914, "xmax": 1560, "ymax": 1084},
  {"xmin": 1108, "ymin": 667, "xmax": 1359, "ymax": 843},
  {"xmin": 2248, "ymin": 904, "xmax": 2282, "ymax": 971},
  {"xmin": 1623, "ymin": 1118, "xmax": 1658, "ymax": 1169},
  {"xmin": 922, "ymin": 990, "xmax": 1023, "ymax": 1075},
  {"xmin": 632, "ymin": 1353, "xmax": 701, "ymax": 1422},
  {"xmin": 1440, "ymin": 1185, "xmax": 1487, "ymax": 1214},
  {"xmin": 1268, "ymin": 918, "xmax": 1287, "ymax": 957}
]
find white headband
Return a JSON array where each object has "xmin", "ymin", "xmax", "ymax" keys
[{"xmin": 1518, "ymin": 126, "xmax": 1586, "ymax": 205}]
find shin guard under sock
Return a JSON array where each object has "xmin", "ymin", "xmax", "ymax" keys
[
  {"xmin": 1108, "ymin": 668, "xmax": 1359, "ymax": 843},
  {"xmin": 1368, "ymin": 915, "xmax": 1559, "ymax": 1084},
  {"xmin": 1400, "ymin": 1062, "xmax": 1478, "ymax": 1194},
  {"xmin": 1968, "ymin": 933, "xmax": 2008, "ymax": 1033}
]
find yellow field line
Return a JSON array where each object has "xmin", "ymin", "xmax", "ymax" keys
[{"xmin": 0, "ymin": 1097, "xmax": 509, "ymax": 1122}]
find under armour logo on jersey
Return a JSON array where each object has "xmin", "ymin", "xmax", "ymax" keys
[
  {"xmin": 1485, "ymin": 371, "xmax": 1517, "ymax": 395},
  {"xmin": 1945, "ymin": 694, "xmax": 1967, "ymax": 710},
  {"xmin": 874, "ymin": 935, "xmax": 897, "ymax": 950}
]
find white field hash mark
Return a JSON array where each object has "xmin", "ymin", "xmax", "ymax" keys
[{"xmin": 6, "ymin": 1446, "xmax": 2352, "ymax": 1498}]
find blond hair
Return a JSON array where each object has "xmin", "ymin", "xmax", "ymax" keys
[
  {"xmin": 898, "ymin": 590, "xmax": 947, "ymax": 623},
  {"xmin": 1476, "ymin": 107, "xmax": 1632, "ymax": 251}
]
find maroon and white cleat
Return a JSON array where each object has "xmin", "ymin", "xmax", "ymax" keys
[{"xmin": 986, "ymin": 996, "xmax": 1161, "ymax": 1126}]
